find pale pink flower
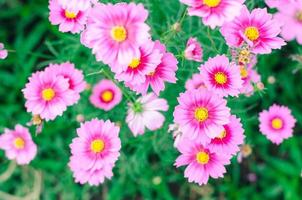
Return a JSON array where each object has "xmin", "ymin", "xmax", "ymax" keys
[
  {"xmin": 126, "ymin": 93, "xmax": 169, "ymax": 136},
  {"xmin": 81, "ymin": 2, "xmax": 150, "ymax": 65},
  {"xmin": 48, "ymin": 0, "xmax": 91, "ymax": 33},
  {"xmin": 259, "ymin": 104, "xmax": 296, "ymax": 145},
  {"xmin": 199, "ymin": 55, "xmax": 243, "ymax": 97},
  {"xmin": 0, "ymin": 125, "xmax": 37, "ymax": 165},
  {"xmin": 180, "ymin": 0, "xmax": 245, "ymax": 29},
  {"xmin": 114, "ymin": 40, "xmax": 162, "ymax": 83},
  {"xmin": 0, "ymin": 43, "xmax": 8, "ymax": 59},
  {"xmin": 68, "ymin": 119, "xmax": 121, "ymax": 186},
  {"xmin": 44, "ymin": 62, "xmax": 86, "ymax": 105},
  {"xmin": 90, "ymin": 79, "xmax": 122, "ymax": 111},
  {"xmin": 221, "ymin": 6, "xmax": 286, "ymax": 54},
  {"xmin": 125, "ymin": 41, "xmax": 178, "ymax": 95},
  {"xmin": 208, "ymin": 115, "xmax": 245, "ymax": 156},
  {"xmin": 185, "ymin": 73, "xmax": 206, "ymax": 91},
  {"xmin": 173, "ymin": 89, "xmax": 230, "ymax": 145},
  {"xmin": 22, "ymin": 71, "xmax": 77, "ymax": 121},
  {"xmin": 174, "ymin": 138, "xmax": 230, "ymax": 185},
  {"xmin": 265, "ymin": 0, "xmax": 296, "ymax": 8},
  {"xmin": 275, "ymin": 1, "xmax": 302, "ymax": 44},
  {"xmin": 184, "ymin": 37, "xmax": 203, "ymax": 62}
]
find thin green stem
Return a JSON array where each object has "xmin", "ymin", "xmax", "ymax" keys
[{"xmin": 206, "ymin": 27, "xmax": 220, "ymax": 54}]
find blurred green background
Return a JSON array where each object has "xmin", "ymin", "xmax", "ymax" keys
[{"xmin": 1, "ymin": 0, "xmax": 302, "ymax": 199}]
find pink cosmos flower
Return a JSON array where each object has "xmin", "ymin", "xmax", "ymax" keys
[
  {"xmin": 259, "ymin": 104, "xmax": 296, "ymax": 145},
  {"xmin": 22, "ymin": 71, "xmax": 77, "ymax": 121},
  {"xmin": 199, "ymin": 55, "xmax": 243, "ymax": 97},
  {"xmin": 184, "ymin": 37, "xmax": 203, "ymax": 62},
  {"xmin": 265, "ymin": 0, "xmax": 295, "ymax": 8},
  {"xmin": 173, "ymin": 89, "xmax": 230, "ymax": 145},
  {"xmin": 0, "ymin": 43, "xmax": 8, "ymax": 59},
  {"xmin": 174, "ymin": 138, "xmax": 230, "ymax": 185},
  {"xmin": 126, "ymin": 93, "xmax": 169, "ymax": 136},
  {"xmin": 221, "ymin": 6, "xmax": 286, "ymax": 54},
  {"xmin": 239, "ymin": 65, "xmax": 261, "ymax": 95},
  {"xmin": 208, "ymin": 115, "xmax": 245, "ymax": 155},
  {"xmin": 114, "ymin": 40, "xmax": 162, "ymax": 83},
  {"xmin": 90, "ymin": 79, "xmax": 122, "ymax": 111},
  {"xmin": 69, "ymin": 119, "xmax": 121, "ymax": 186},
  {"xmin": 0, "ymin": 125, "xmax": 37, "ymax": 165},
  {"xmin": 44, "ymin": 62, "xmax": 86, "ymax": 104},
  {"xmin": 49, "ymin": 0, "xmax": 91, "ymax": 33},
  {"xmin": 125, "ymin": 41, "xmax": 178, "ymax": 95},
  {"xmin": 81, "ymin": 2, "xmax": 150, "ymax": 65},
  {"xmin": 185, "ymin": 73, "xmax": 206, "ymax": 91},
  {"xmin": 180, "ymin": 0, "xmax": 245, "ymax": 29},
  {"xmin": 275, "ymin": 1, "xmax": 302, "ymax": 44}
]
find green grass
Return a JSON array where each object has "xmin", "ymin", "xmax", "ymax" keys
[{"xmin": 1, "ymin": 0, "xmax": 302, "ymax": 199}]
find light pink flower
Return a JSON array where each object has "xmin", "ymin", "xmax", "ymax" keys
[
  {"xmin": 221, "ymin": 6, "xmax": 286, "ymax": 54},
  {"xmin": 275, "ymin": 1, "xmax": 302, "ymax": 44},
  {"xmin": 90, "ymin": 79, "xmax": 122, "ymax": 111},
  {"xmin": 69, "ymin": 119, "xmax": 121, "ymax": 186},
  {"xmin": 81, "ymin": 2, "xmax": 150, "ymax": 65},
  {"xmin": 180, "ymin": 0, "xmax": 245, "ymax": 29},
  {"xmin": 49, "ymin": 0, "xmax": 91, "ymax": 33},
  {"xmin": 199, "ymin": 55, "xmax": 243, "ymax": 97},
  {"xmin": 259, "ymin": 104, "xmax": 296, "ymax": 145},
  {"xmin": 44, "ymin": 62, "xmax": 86, "ymax": 105},
  {"xmin": 125, "ymin": 41, "xmax": 178, "ymax": 95},
  {"xmin": 114, "ymin": 40, "xmax": 162, "ymax": 83},
  {"xmin": 126, "ymin": 93, "xmax": 169, "ymax": 136},
  {"xmin": 0, "ymin": 43, "xmax": 8, "ymax": 59},
  {"xmin": 265, "ymin": 0, "xmax": 296, "ymax": 8},
  {"xmin": 208, "ymin": 115, "xmax": 245, "ymax": 156},
  {"xmin": 184, "ymin": 37, "xmax": 203, "ymax": 62},
  {"xmin": 174, "ymin": 138, "xmax": 230, "ymax": 185},
  {"xmin": 0, "ymin": 125, "xmax": 37, "ymax": 165},
  {"xmin": 185, "ymin": 73, "xmax": 206, "ymax": 91},
  {"xmin": 173, "ymin": 89, "xmax": 230, "ymax": 145},
  {"xmin": 22, "ymin": 71, "xmax": 77, "ymax": 121}
]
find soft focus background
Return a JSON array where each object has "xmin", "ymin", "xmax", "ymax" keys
[{"xmin": 1, "ymin": 0, "xmax": 302, "ymax": 199}]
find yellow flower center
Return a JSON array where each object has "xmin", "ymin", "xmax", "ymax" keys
[
  {"xmin": 214, "ymin": 72, "xmax": 227, "ymax": 85},
  {"xmin": 42, "ymin": 88, "xmax": 55, "ymax": 101},
  {"xmin": 244, "ymin": 26, "xmax": 260, "ymax": 41},
  {"xmin": 196, "ymin": 151, "xmax": 210, "ymax": 164},
  {"xmin": 14, "ymin": 137, "xmax": 25, "ymax": 149},
  {"xmin": 271, "ymin": 118, "xmax": 283, "ymax": 130},
  {"xmin": 111, "ymin": 26, "xmax": 127, "ymax": 42},
  {"xmin": 90, "ymin": 139, "xmax": 105, "ymax": 153},
  {"xmin": 128, "ymin": 58, "xmax": 141, "ymax": 69},
  {"xmin": 194, "ymin": 107, "xmax": 209, "ymax": 122},
  {"xmin": 101, "ymin": 90, "xmax": 113, "ymax": 102},
  {"xmin": 240, "ymin": 66, "xmax": 249, "ymax": 78},
  {"xmin": 65, "ymin": 10, "xmax": 77, "ymax": 19},
  {"xmin": 216, "ymin": 129, "xmax": 227, "ymax": 139},
  {"xmin": 203, "ymin": 0, "xmax": 221, "ymax": 7}
]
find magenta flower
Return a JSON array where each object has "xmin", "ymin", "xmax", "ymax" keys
[
  {"xmin": 199, "ymin": 55, "xmax": 243, "ymax": 97},
  {"xmin": 81, "ymin": 2, "xmax": 150, "ymax": 65},
  {"xmin": 22, "ymin": 71, "xmax": 77, "ymax": 121},
  {"xmin": 68, "ymin": 119, "xmax": 121, "ymax": 186},
  {"xmin": 173, "ymin": 89, "xmax": 230, "ymax": 145},
  {"xmin": 259, "ymin": 104, "xmax": 296, "ymax": 145},
  {"xmin": 180, "ymin": 0, "xmax": 245, "ymax": 29},
  {"xmin": 90, "ymin": 79, "xmax": 122, "ymax": 111},
  {"xmin": 125, "ymin": 41, "xmax": 178, "ymax": 95},
  {"xmin": 275, "ymin": 1, "xmax": 302, "ymax": 44},
  {"xmin": 126, "ymin": 93, "xmax": 169, "ymax": 136},
  {"xmin": 0, "ymin": 43, "xmax": 8, "ymax": 59},
  {"xmin": 221, "ymin": 6, "xmax": 286, "ymax": 54},
  {"xmin": 0, "ymin": 125, "xmax": 37, "ymax": 165},
  {"xmin": 44, "ymin": 62, "xmax": 86, "ymax": 105},
  {"xmin": 184, "ymin": 37, "xmax": 203, "ymax": 62},
  {"xmin": 174, "ymin": 138, "xmax": 230, "ymax": 185},
  {"xmin": 114, "ymin": 40, "xmax": 162, "ymax": 83},
  {"xmin": 48, "ymin": 0, "xmax": 91, "ymax": 33},
  {"xmin": 185, "ymin": 73, "xmax": 206, "ymax": 91},
  {"xmin": 208, "ymin": 115, "xmax": 245, "ymax": 156}
]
